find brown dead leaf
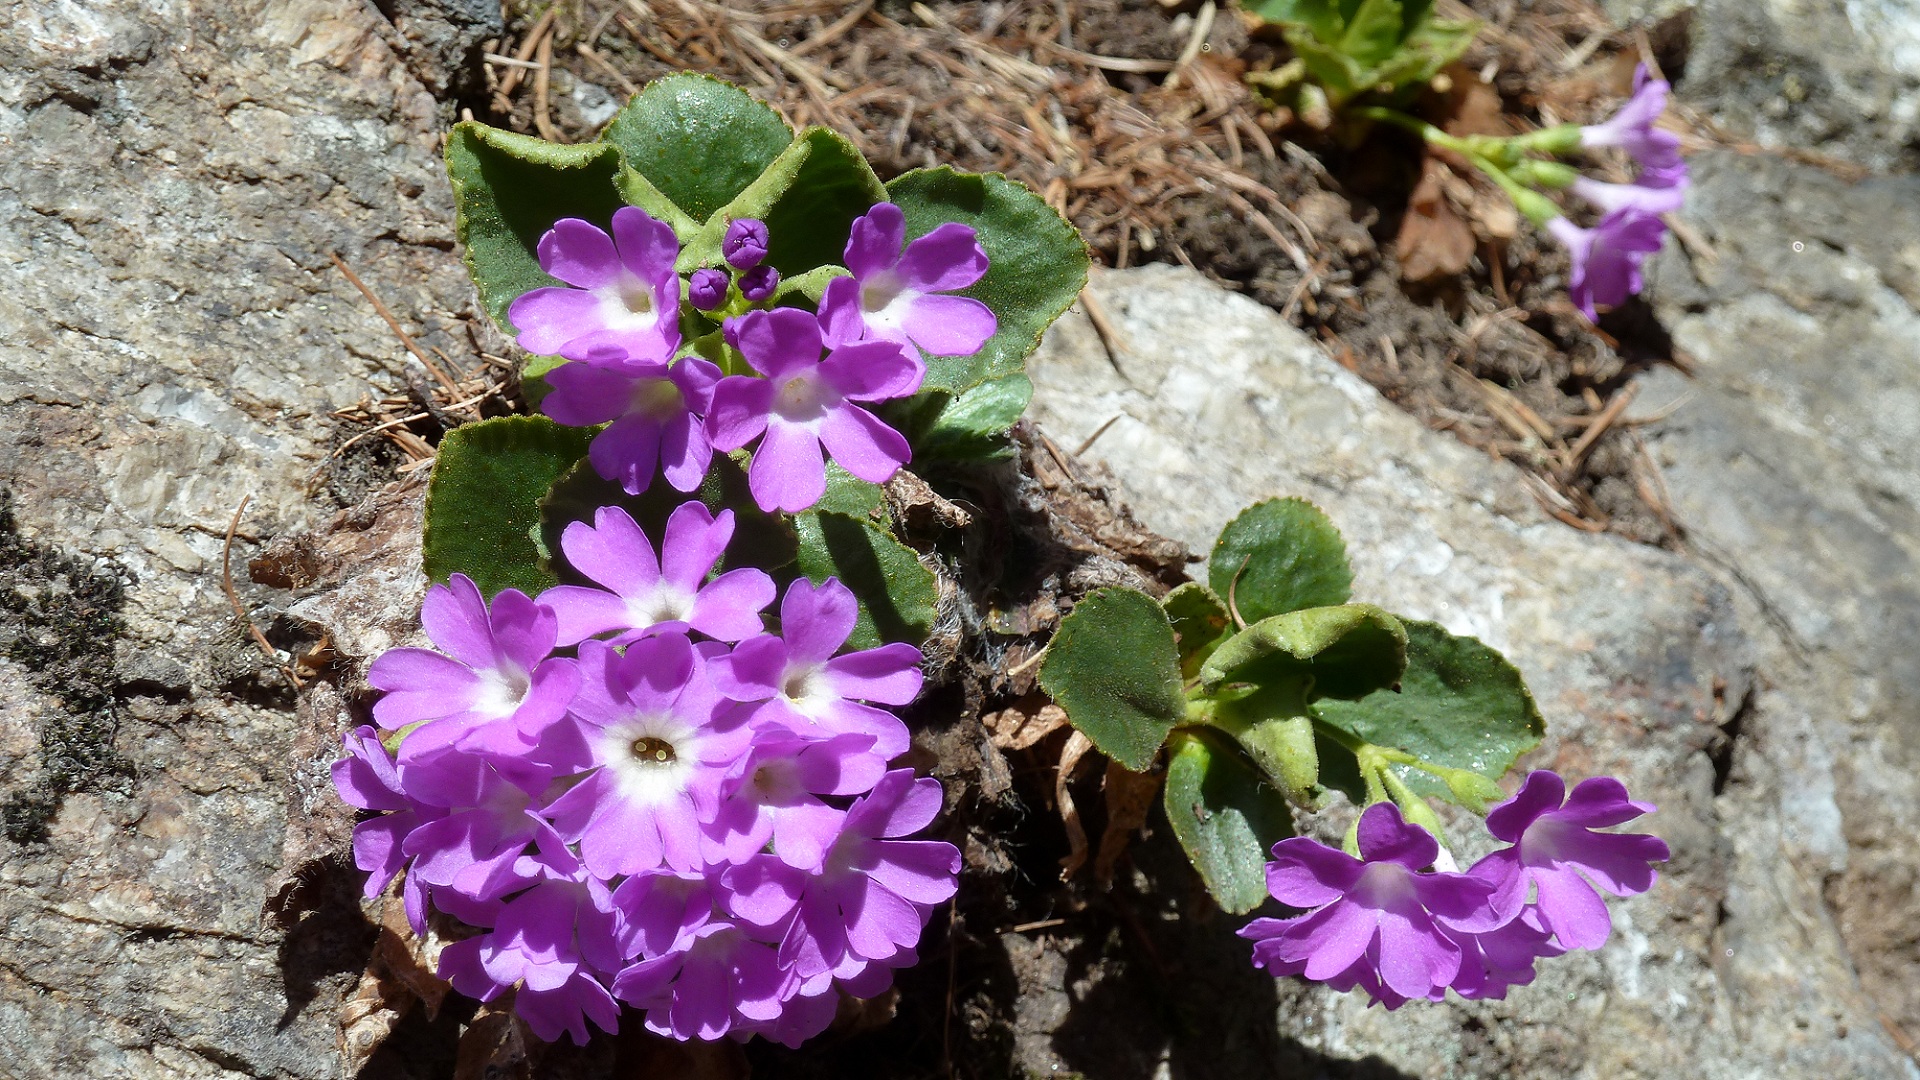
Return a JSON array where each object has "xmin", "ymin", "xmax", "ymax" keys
[
  {"xmin": 986, "ymin": 696, "xmax": 1070, "ymax": 751},
  {"xmin": 1094, "ymin": 760, "xmax": 1163, "ymax": 886},
  {"xmin": 1056, "ymin": 730, "xmax": 1095, "ymax": 880},
  {"xmin": 339, "ymin": 965, "xmax": 407, "ymax": 1074},
  {"xmin": 1441, "ymin": 66, "xmax": 1512, "ymax": 138},
  {"xmin": 1395, "ymin": 154, "xmax": 1478, "ymax": 283},
  {"xmin": 454, "ymin": 999, "xmax": 531, "ymax": 1080},
  {"xmin": 374, "ymin": 891, "xmax": 451, "ymax": 1019},
  {"xmin": 337, "ymin": 892, "xmax": 456, "ymax": 1070}
]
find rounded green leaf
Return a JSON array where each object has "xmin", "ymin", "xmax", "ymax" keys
[
  {"xmin": 880, "ymin": 373, "xmax": 1034, "ymax": 463},
  {"xmin": 1199, "ymin": 604, "xmax": 1407, "ymax": 701},
  {"xmin": 885, "ymin": 168, "xmax": 1090, "ymax": 395},
  {"xmin": 792, "ymin": 511, "xmax": 936, "ymax": 651},
  {"xmin": 1037, "ymin": 587, "xmax": 1186, "ymax": 772},
  {"xmin": 537, "ymin": 454, "xmax": 797, "ymax": 580},
  {"xmin": 1161, "ymin": 581, "xmax": 1231, "ymax": 678},
  {"xmin": 423, "ymin": 416, "xmax": 596, "ymax": 597},
  {"xmin": 1209, "ymin": 498, "xmax": 1353, "ymax": 625},
  {"xmin": 600, "ymin": 73, "xmax": 795, "ymax": 224},
  {"xmin": 445, "ymin": 123, "xmax": 627, "ymax": 334},
  {"xmin": 1313, "ymin": 620, "xmax": 1545, "ymax": 809},
  {"xmin": 1163, "ymin": 729, "xmax": 1296, "ymax": 915}
]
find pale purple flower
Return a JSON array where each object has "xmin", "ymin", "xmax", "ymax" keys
[
  {"xmin": 738, "ymin": 264, "xmax": 780, "ymax": 302},
  {"xmin": 723, "ymin": 218, "xmax": 770, "ymax": 270},
  {"xmin": 611, "ymin": 919, "xmax": 793, "ymax": 1041},
  {"xmin": 332, "ymin": 725, "xmax": 438, "ymax": 899},
  {"xmin": 366, "ymin": 574, "xmax": 580, "ymax": 765},
  {"xmin": 707, "ymin": 308, "xmax": 923, "ymax": 513},
  {"xmin": 399, "ymin": 755, "xmax": 551, "ymax": 906},
  {"xmin": 536, "ymin": 636, "xmax": 754, "ymax": 876},
  {"xmin": 1239, "ymin": 802, "xmax": 1494, "ymax": 1005},
  {"xmin": 818, "ymin": 202, "xmax": 997, "ymax": 365},
  {"xmin": 1547, "ymin": 209, "xmax": 1669, "ymax": 320},
  {"xmin": 1568, "ymin": 176, "xmax": 1687, "ymax": 217},
  {"xmin": 1474, "ymin": 771, "xmax": 1670, "ymax": 951},
  {"xmin": 1581, "ymin": 64, "xmax": 1684, "ymax": 183},
  {"xmin": 710, "ymin": 577, "xmax": 923, "ymax": 759},
  {"xmin": 507, "ymin": 207, "xmax": 683, "ymax": 364},
  {"xmin": 612, "ymin": 869, "xmax": 718, "ymax": 959},
  {"xmin": 436, "ymin": 824, "xmax": 624, "ymax": 1044},
  {"xmin": 1440, "ymin": 908, "xmax": 1562, "ymax": 1001},
  {"xmin": 704, "ymin": 732, "xmax": 886, "ymax": 870},
  {"xmin": 536, "ymin": 503, "xmax": 775, "ymax": 647},
  {"xmin": 689, "ymin": 268, "xmax": 729, "ymax": 311},
  {"xmin": 541, "ymin": 356, "xmax": 723, "ymax": 495}
]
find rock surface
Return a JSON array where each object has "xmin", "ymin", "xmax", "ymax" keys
[
  {"xmin": 0, "ymin": 0, "xmax": 481, "ymax": 1075},
  {"xmin": 1026, "ymin": 263, "xmax": 1918, "ymax": 1078}
]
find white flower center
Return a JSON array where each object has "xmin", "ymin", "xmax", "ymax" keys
[
  {"xmin": 780, "ymin": 665, "xmax": 834, "ymax": 718},
  {"xmin": 774, "ymin": 373, "xmax": 829, "ymax": 422},
  {"xmin": 628, "ymin": 376, "xmax": 684, "ymax": 420},
  {"xmin": 603, "ymin": 714, "xmax": 698, "ymax": 806},
  {"xmin": 626, "ymin": 583, "xmax": 694, "ymax": 629},
  {"xmin": 593, "ymin": 272, "xmax": 664, "ymax": 334},
  {"xmin": 471, "ymin": 661, "xmax": 531, "ymax": 720}
]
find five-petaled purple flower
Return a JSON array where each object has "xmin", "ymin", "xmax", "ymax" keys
[
  {"xmin": 1548, "ymin": 210, "xmax": 1669, "ymax": 320},
  {"xmin": 707, "ymin": 307, "xmax": 924, "ymax": 512},
  {"xmin": 819, "ymin": 202, "xmax": 997, "ymax": 366},
  {"xmin": 508, "ymin": 207, "xmax": 682, "ymax": 364},
  {"xmin": 1581, "ymin": 64, "xmax": 1684, "ymax": 186},
  {"xmin": 542, "ymin": 356, "xmax": 722, "ymax": 495}
]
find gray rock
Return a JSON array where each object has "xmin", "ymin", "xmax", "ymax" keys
[
  {"xmin": 1026, "ymin": 263, "xmax": 1917, "ymax": 1078},
  {"xmin": 0, "ymin": 0, "xmax": 481, "ymax": 1074}
]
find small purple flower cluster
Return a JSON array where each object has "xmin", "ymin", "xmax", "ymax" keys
[
  {"xmin": 511, "ymin": 203, "xmax": 997, "ymax": 513},
  {"xmin": 333, "ymin": 504, "xmax": 959, "ymax": 1046},
  {"xmin": 1553, "ymin": 65, "xmax": 1691, "ymax": 319},
  {"xmin": 1240, "ymin": 772, "xmax": 1669, "ymax": 1007}
]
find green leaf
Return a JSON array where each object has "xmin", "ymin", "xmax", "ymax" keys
[
  {"xmin": 1339, "ymin": 0, "xmax": 1406, "ymax": 65},
  {"xmin": 1313, "ymin": 620, "xmax": 1544, "ymax": 810},
  {"xmin": 1038, "ymin": 587, "xmax": 1187, "ymax": 772},
  {"xmin": 537, "ymin": 452, "xmax": 798, "ymax": 580},
  {"xmin": 423, "ymin": 416, "xmax": 596, "ymax": 597},
  {"xmin": 792, "ymin": 511, "xmax": 936, "ymax": 650},
  {"xmin": 886, "ymin": 168, "xmax": 1090, "ymax": 395},
  {"xmin": 1163, "ymin": 730, "xmax": 1296, "ymax": 914},
  {"xmin": 1246, "ymin": 0, "xmax": 1346, "ymax": 43},
  {"xmin": 600, "ymin": 73, "xmax": 794, "ymax": 224},
  {"xmin": 1200, "ymin": 604, "xmax": 1407, "ymax": 701},
  {"xmin": 1161, "ymin": 582, "xmax": 1232, "ymax": 679},
  {"xmin": 1282, "ymin": 27, "xmax": 1370, "ymax": 103},
  {"xmin": 1380, "ymin": 17, "xmax": 1477, "ymax": 90},
  {"xmin": 814, "ymin": 462, "xmax": 888, "ymax": 521},
  {"xmin": 687, "ymin": 127, "xmax": 886, "ymax": 275},
  {"xmin": 882, "ymin": 373, "xmax": 1034, "ymax": 462},
  {"xmin": 445, "ymin": 123, "xmax": 626, "ymax": 333},
  {"xmin": 1208, "ymin": 498, "xmax": 1354, "ymax": 626},
  {"xmin": 772, "ymin": 264, "xmax": 848, "ymax": 307}
]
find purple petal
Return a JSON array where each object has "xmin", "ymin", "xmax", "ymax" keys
[
  {"xmin": 538, "ymin": 218, "xmax": 621, "ymax": 289},
  {"xmin": 844, "ymin": 203, "xmax": 906, "ymax": 280},
  {"xmin": 510, "ymin": 288, "xmax": 607, "ymax": 356},
  {"xmin": 817, "ymin": 341, "xmax": 925, "ymax": 401},
  {"xmin": 420, "ymin": 574, "xmax": 495, "ymax": 669},
  {"xmin": 900, "ymin": 294, "xmax": 997, "ymax": 357},
  {"xmin": 1265, "ymin": 838, "xmax": 1365, "ymax": 907},
  {"xmin": 611, "ymin": 206, "xmax": 679, "ymax": 281},
  {"xmin": 749, "ymin": 420, "xmax": 826, "ymax": 513},
  {"xmin": 1297, "ymin": 899, "xmax": 1379, "ymax": 981},
  {"xmin": 658, "ymin": 412, "xmax": 712, "ymax": 494},
  {"xmin": 781, "ymin": 578, "xmax": 858, "ymax": 665},
  {"xmin": 842, "ymin": 875, "xmax": 923, "ymax": 960},
  {"xmin": 710, "ymin": 634, "xmax": 788, "ymax": 700},
  {"xmin": 367, "ymin": 649, "xmax": 482, "ymax": 726},
  {"xmin": 818, "ymin": 275, "xmax": 864, "ymax": 348},
  {"xmin": 1560, "ymin": 830, "xmax": 1669, "ymax": 896},
  {"xmin": 564, "ymin": 506, "xmax": 662, "ymax": 599},
  {"xmin": 1375, "ymin": 908, "xmax": 1458, "ymax": 999},
  {"xmin": 772, "ymin": 801, "xmax": 847, "ymax": 870},
  {"xmin": 535, "ymin": 585, "xmax": 637, "ymax": 647},
  {"xmin": 687, "ymin": 569, "xmax": 777, "ymax": 641},
  {"xmin": 848, "ymin": 770, "xmax": 942, "ymax": 839},
  {"xmin": 865, "ymin": 839, "xmax": 960, "ymax": 905},
  {"xmin": 541, "ymin": 361, "xmax": 640, "ymax": 426},
  {"xmin": 707, "ymin": 377, "xmax": 774, "ymax": 451},
  {"xmin": 818, "ymin": 405, "xmax": 909, "ymax": 484},
  {"xmin": 1486, "ymin": 770, "xmax": 1568, "ymax": 842},
  {"xmin": 484, "ymin": 589, "xmax": 556, "ymax": 673},
  {"xmin": 1533, "ymin": 865, "xmax": 1614, "ymax": 950},
  {"xmin": 1556, "ymin": 776, "xmax": 1656, "ymax": 828},
  {"xmin": 1354, "ymin": 802, "xmax": 1439, "ymax": 869},
  {"xmin": 822, "ymin": 643, "xmax": 924, "ymax": 704},
  {"xmin": 588, "ymin": 414, "xmax": 665, "ymax": 496},
  {"xmin": 734, "ymin": 308, "xmax": 825, "ymax": 381},
  {"xmin": 895, "ymin": 222, "xmax": 989, "ymax": 292},
  {"xmin": 660, "ymin": 502, "xmax": 728, "ymax": 593}
]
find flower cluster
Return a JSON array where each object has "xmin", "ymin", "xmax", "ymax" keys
[
  {"xmin": 1240, "ymin": 771, "xmax": 1669, "ymax": 1007},
  {"xmin": 335, "ymin": 506, "xmax": 959, "ymax": 1046},
  {"xmin": 509, "ymin": 203, "xmax": 995, "ymax": 512}
]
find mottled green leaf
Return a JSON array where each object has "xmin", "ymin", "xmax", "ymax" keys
[
  {"xmin": 1314, "ymin": 620, "xmax": 1544, "ymax": 810},
  {"xmin": 1209, "ymin": 498, "xmax": 1353, "ymax": 626},
  {"xmin": 1200, "ymin": 604, "xmax": 1407, "ymax": 701},
  {"xmin": 1161, "ymin": 582, "xmax": 1231, "ymax": 678},
  {"xmin": 600, "ymin": 73, "xmax": 794, "ymax": 224},
  {"xmin": 1038, "ymin": 587, "xmax": 1186, "ymax": 772},
  {"xmin": 423, "ymin": 416, "xmax": 595, "ymax": 597},
  {"xmin": 1164, "ymin": 730, "xmax": 1296, "ymax": 914},
  {"xmin": 792, "ymin": 511, "xmax": 936, "ymax": 650}
]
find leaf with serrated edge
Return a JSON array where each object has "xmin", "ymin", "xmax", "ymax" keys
[
  {"xmin": 1199, "ymin": 604, "xmax": 1407, "ymax": 701},
  {"xmin": 1038, "ymin": 587, "xmax": 1186, "ymax": 772},
  {"xmin": 423, "ymin": 416, "xmax": 596, "ymax": 598},
  {"xmin": 1164, "ymin": 729, "xmax": 1296, "ymax": 914},
  {"xmin": 1313, "ymin": 619, "xmax": 1543, "ymax": 808},
  {"xmin": 791, "ymin": 511, "xmax": 935, "ymax": 650},
  {"xmin": 445, "ymin": 123, "xmax": 626, "ymax": 334},
  {"xmin": 1162, "ymin": 582, "xmax": 1232, "ymax": 678},
  {"xmin": 1209, "ymin": 497, "xmax": 1353, "ymax": 625},
  {"xmin": 600, "ymin": 73, "xmax": 794, "ymax": 225},
  {"xmin": 886, "ymin": 168, "xmax": 1089, "ymax": 396}
]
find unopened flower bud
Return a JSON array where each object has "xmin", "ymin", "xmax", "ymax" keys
[
  {"xmin": 722, "ymin": 218, "xmax": 770, "ymax": 270},
  {"xmin": 688, "ymin": 268, "xmax": 729, "ymax": 311},
  {"xmin": 738, "ymin": 264, "xmax": 780, "ymax": 302}
]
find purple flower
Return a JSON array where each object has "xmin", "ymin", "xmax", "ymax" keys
[
  {"xmin": 725, "ymin": 770, "xmax": 959, "ymax": 983},
  {"xmin": 536, "ymin": 636, "xmax": 753, "ymax": 876},
  {"xmin": 1568, "ymin": 176, "xmax": 1687, "ymax": 217},
  {"xmin": 507, "ymin": 207, "xmax": 683, "ymax": 365},
  {"xmin": 723, "ymin": 218, "xmax": 770, "ymax": 270},
  {"xmin": 1474, "ymin": 771, "xmax": 1670, "ymax": 951},
  {"xmin": 707, "ymin": 308, "xmax": 923, "ymax": 513},
  {"xmin": 611, "ymin": 919, "xmax": 793, "ymax": 1041},
  {"xmin": 537, "ymin": 503, "xmax": 776, "ymax": 647},
  {"xmin": 1439, "ymin": 909, "xmax": 1562, "ymax": 1001},
  {"xmin": 818, "ymin": 202, "xmax": 997, "ymax": 365},
  {"xmin": 689, "ymin": 268, "xmax": 730, "ymax": 311},
  {"xmin": 399, "ymin": 755, "xmax": 550, "ymax": 906},
  {"xmin": 612, "ymin": 869, "xmax": 719, "ymax": 959},
  {"xmin": 333, "ymin": 725, "xmax": 438, "ymax": 899},
  {"xmin": 710, "ymin": 577, "xmax": 924, "ymax": 759},
  {"xmin": 1581, "ymin": 64, "xmax": 1684, "ymax": 183},
  {"xmin": 365, "ymin": 574, "xmax": 580, "ymax": 765},
  {"xmin": 738, "ymin": 264, "xmax": 780, "ymax": 302},
  {"xmin": 437, "ymin": 824, "xmax": 624, "ymax": 1045},
  {"xmin": 541, "ymin": 356, "xmax": 722, "ymax": 495},
  {"xmin": 1547, "ymin": 209, "xmax": 1668, "ymax": 320},
  {"xmin": 705, "ymin": 732, "xmax": 886, "ymax": 869},
  {"xmin": 1238, "ymin": 802, "xmax": 1495, "ymax": 1005}
]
